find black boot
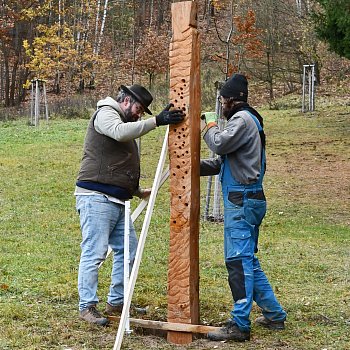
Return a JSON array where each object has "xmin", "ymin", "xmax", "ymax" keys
[
  {"xmin": 208, "ymin": 319, "xmax": 250, "ymax": 342},
  {"xmin": 255, "ymin": 315, "xmax": 285, "ymax": 330}
]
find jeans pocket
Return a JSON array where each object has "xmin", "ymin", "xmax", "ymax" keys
[{"xmin": 244, "ymin": 198, "xmax": 266, "ymax": 225}]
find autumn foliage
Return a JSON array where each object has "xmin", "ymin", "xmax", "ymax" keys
[
  {"xmin": 121, "ymin": 28, "xmax": 169, "ymax": 90},
  {"xmin": 210, "ymin": 8, "xmax": 264, "ymax": 77},
  {"xmin": 0, "ymin": 0, "xmax": 349, "ymax": 109}
]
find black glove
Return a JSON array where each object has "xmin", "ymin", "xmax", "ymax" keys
[{"xmin": 155, "ymin": 104, "xmax": 185, "ymax": 126}]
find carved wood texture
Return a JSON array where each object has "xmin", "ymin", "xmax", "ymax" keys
[{"xmin": 167, "ymin": 1, "xmax": 201, "ymax": 345}]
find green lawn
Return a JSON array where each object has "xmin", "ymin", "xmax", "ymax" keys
[{"xmin": 0, "ymin": 98, "xmax": 349, "ymax": 349}]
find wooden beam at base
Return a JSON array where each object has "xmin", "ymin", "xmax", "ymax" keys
[{"xmin": 108, "ymin": 316, "xmax": 220, "ymax": 335}]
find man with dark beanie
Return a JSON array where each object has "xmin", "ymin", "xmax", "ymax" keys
[
  {"xmin": 75, "ymin": 84, "xmax": 184, "ymax": 325},
  {"xmin": 201, "ymin": 74, "xmax": 286, "ymax": 342}
]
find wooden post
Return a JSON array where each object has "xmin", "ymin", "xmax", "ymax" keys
[{"xmin": 167, "ymin": 1, "xmax": 201, "ymax": 344}]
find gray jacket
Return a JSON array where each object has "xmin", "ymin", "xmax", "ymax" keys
[{"xmin": 201, "ymin": 110, "xmax": 262, "ymax": 185}]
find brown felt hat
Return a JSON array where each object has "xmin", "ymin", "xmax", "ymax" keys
[{"xmin": 120, "ymin": 84, "xmax": 153, "ymax": 115}]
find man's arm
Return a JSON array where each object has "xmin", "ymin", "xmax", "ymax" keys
[
  {"xmin": 203, "ymin": 116, "xmax": 249, "ymax": 155},
  {"xmin": 200, "ymin": 158, "xmax": 222, "ymax": 176},
  {"xmin": 95, "ymin": 106, "xmax": 157, "ymax": 141}
]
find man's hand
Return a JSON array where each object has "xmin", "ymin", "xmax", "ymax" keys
[
  {"xmin": 201, "ymin": 112, "xmax": 217, "ymax": 125},
  {"xmin": 137, "ymin": 188, "xmax": 151, "ymax": 200},
  {"xmin": 156, "ymin": 104, "xmax": 185, "ymax": 126}
]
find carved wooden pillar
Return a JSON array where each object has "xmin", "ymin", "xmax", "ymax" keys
[{"xmin": 167, "ymin": 1, "xmax": 201, "ymax": 345}]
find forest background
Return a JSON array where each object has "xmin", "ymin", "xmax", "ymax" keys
[{"xmin": 0, "ymin": 0, "xmax": 349, "ymax": 118}]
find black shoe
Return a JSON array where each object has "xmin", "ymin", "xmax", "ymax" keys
[
  {"xmin": 79, "ymin": 305, "xmax": 109, "ymax": 326},
  {"xmin": 255, "ymin": 316, "xmax": 285, "ymax": 330},
  {"xmin": 208, "ymin": 319, "xmax": 250, "ymax": 342}
]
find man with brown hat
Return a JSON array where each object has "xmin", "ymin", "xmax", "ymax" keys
[
  {"xmin": 75, "ymin": 84, "xmax": 184, "ymax": 325},
  {"xmin": 201, "ymin": 74, "xmax": 286, "ymax": 341}
]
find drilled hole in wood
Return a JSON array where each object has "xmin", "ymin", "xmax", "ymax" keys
[
  {"xmin": 175, "ymin": 100, "xmax": 178, "ymax": 103},
  {"xmin": 185, "ymin": 203, "xmax": 189, "ymax": 207},
  {"xmin": 185, "ymin": 171, "xmax": 188, "ymax": 174},
  {"xmin": 181, "ymin": 79, "xmax": 185, "ymax": 83},
  {"xmin": 182, "ymin": 107, "xmax": 186, "ymax": 111},
  {"xmin": 182, "ymin": 128, "xmax": 185, "ymax": 131},
  {"xmin": 186, "ymin": 151, "xmax": 189, "ymax": 154},
  {"xmin": 182, "ymin": 186, "xmax": 186, "ymax": 189},
  {"xmin": 176, "ymin": 165, "xmax": 180, "ymax": 169},
  {"xmin": 174, "ymin": 128, "xmax": 177, "ymax": 132},
  {"xmin": 173, "ymin": 173, "xmax": 176, "ymax": 176},
  {"xmin": 178, "ymin": 136, "xmax": 181, "ymax": 139},
  {"xmin": 173, "ymin": 220, "xmax": 176, "ymax": 224},
  {"xmin": 179, "ymin": 196, "xmax": 182, "ymax": 199}
]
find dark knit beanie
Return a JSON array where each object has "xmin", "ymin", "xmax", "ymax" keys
[{"xmin": 220, "ymin": 73, "xmax": 248, "ymax": 102}]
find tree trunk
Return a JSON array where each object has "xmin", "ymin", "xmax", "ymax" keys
[
  {"xmin": 266, "ymin": 50, "xmax": 274, "ymax": 105},
  {"xmin": 4, "ymin": 53, "xmax": 10, "ymax": 107},
  {"xmin": 96, "ymin": 0, "xmax": 108, "ymax": 56}
]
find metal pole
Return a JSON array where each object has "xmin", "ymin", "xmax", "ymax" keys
[
  {"xmin": 30, "ymin": 82, "xmax": 34, "ymax": 125},
  {"xmin": 211, "ymin": 87, "xmax": 223, "ymax": 220},
  {"xmin": 43, "ymin": 81, "xmax": 49, "ymax": 123},
  {"xmin": 311, "ymin": 65, "xmax": 315, "ymax": 111},
  {"xmin": 124, "ymin": 201, "xmax": 131, "ymax": 334},
  {"xmin": 204, "ymin": 84, "xmax": 222, "ymax": 220},
  {"xmin": 113, "ymin": 127, "xmax": 169, "ymax": 350},
  {"xmin": 302, "ymin": 65, "xmax": 306, "ymax": 112},
  {"xmin": 308, "ymin": 67, "xmax": 312, "ymax": 112},
  {"xmin": 35, "ymin": 80, "xmax": 39, "ymax": 126},
  {"xmin": 204, "ymin": 173, "xmax": 213, "ymax": 221}
]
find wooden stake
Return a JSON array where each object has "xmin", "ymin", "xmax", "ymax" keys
[
  {"xmin": 167, "ymin": 1, "xmax": 201, "ymax": 345},
  {"xmin": 113, "ymin": 128, "xmax": 169, "ymax": 350}
]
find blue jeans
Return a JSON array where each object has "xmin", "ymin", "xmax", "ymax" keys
[
  {"xmin": 223, "ymin": 190, "xmax": 286, "ymax": 332},
  {"xmin": 76, "ymin": 195, "xmax": 138, "ymax": 311}
]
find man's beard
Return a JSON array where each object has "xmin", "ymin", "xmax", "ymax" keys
[
  {"xmin": 124, "ymin": 105, "xmax": 139, "ymax": 122},
  {"xmin": 222, "ymin": 105, "xmax": 231, "ymax": 119}
]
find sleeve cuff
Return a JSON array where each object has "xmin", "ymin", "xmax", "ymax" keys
[{"xmin": 202, "ymin": 122, "xmax": 218, "ymax": 136}]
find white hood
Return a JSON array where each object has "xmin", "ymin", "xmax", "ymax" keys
[{"xmin": 97, "ymin": 96, "xmax": 119, "ymax": 110}]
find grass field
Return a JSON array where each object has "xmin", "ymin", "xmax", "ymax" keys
[{"xmin": 0, "ymin": 95, "xmax": 349, "ymax": 350}]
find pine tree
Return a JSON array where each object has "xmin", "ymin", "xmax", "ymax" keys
[{"xmin": 314, "ymin": 0, "xmax": 350, "ymax": 59}]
